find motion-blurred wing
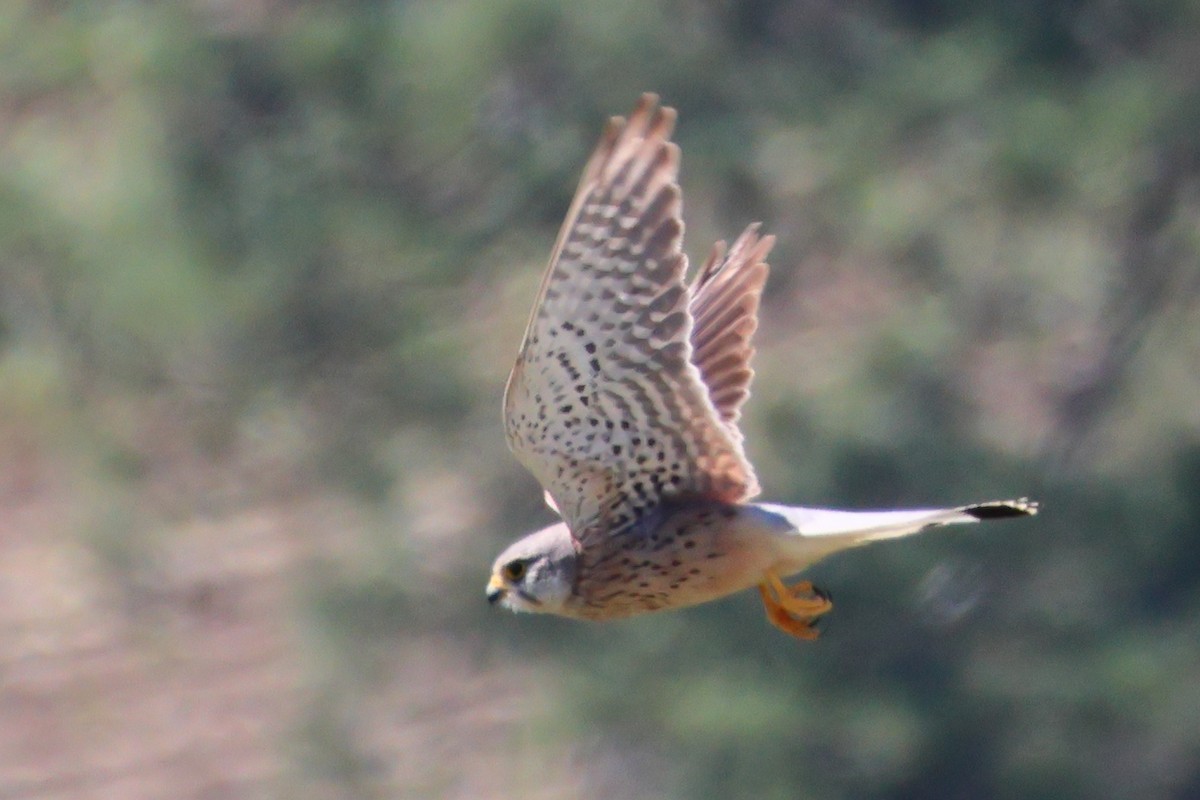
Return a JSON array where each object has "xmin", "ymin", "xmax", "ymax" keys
[{"xmin": 504, "ymin": 94, "xmax": 759, "ymax": 537}]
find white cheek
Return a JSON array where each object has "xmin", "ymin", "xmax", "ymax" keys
[
  {"xmin": 503, "ymin": 591, "xmax": 539, "ymax": 615},
  {"xmin": 537, "ymin": 580, "xmax": 570, "ymax": 609}
]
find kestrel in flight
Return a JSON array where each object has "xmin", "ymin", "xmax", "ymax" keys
[{"xmin": 487, "ymin": 94, "xmax": 1037, "ymax": 640}]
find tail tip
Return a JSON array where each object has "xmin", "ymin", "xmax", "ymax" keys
[{"xmin": 964, "ymin": 497, "xmax": 1039, "ymax": 520}]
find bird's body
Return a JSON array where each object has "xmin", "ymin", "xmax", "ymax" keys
[
  {"xmin": 494, "ymin": 498, "xmax": 1035, "ymax": 628},
  {"xmin": 538, "ymin": 501, "xmax": 786, "ymax": 620},
  {"xmin": 487, "ymin": 94, "xmax": 1037, "ymax": 639}
]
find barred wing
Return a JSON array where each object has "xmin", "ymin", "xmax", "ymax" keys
[
  {"xmin": 690, "ymin": 223, "xmax": 773, "ymax": 440},
  {"xmin": 504, "ymin": 94, "xmax": 760, "ymax": 537}
]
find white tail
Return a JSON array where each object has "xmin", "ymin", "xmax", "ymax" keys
[{"xmin": 755, "ymin": 498, "xmax": 1038, "ymax": 570}]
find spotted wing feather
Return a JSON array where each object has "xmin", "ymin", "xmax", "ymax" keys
[{"xmin": 504, "ymin": 94, "xmax": 759, "ymax": 537}]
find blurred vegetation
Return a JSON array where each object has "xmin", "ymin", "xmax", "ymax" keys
[{"xmin": 2, "ymin": 1, "xmax": 1199, "ymax": 798}]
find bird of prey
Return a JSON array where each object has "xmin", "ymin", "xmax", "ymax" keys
[{"xmin": 487, "ymin": 94, "xmax": 1037, "ymax": 640}]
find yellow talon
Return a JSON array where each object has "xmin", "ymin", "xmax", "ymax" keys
[{"xmin": 758, "ymin": 572, "xmax": 833, "ymax": 640}]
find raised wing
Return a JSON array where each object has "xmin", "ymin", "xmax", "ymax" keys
[
  {"xmin": 504, "ymin": 94, "xmax": 760, "ymax": 536},
  {"xmin": 690, "ymin": 224, "xmax": 773, "ymax": 439}
]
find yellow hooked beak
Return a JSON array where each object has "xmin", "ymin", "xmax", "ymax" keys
[{"xmin": 486, "ymin": 573, "xmax": 507, "ymax": 605}]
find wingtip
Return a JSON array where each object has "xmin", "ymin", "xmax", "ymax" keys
[
  {"xmin": 635, "ymin": 91, "xmax": 660, "ymax": 110},
  {"xmin": 599, "ymin": 115, "xmax": 623, "ymax": 144},
  {"xmin": 731, "ymin": 223, "xmax": 776, "ymax": 264},
  {"xmin": 591, "ymin": 94, "xmax": 679, "ymax": 185}
]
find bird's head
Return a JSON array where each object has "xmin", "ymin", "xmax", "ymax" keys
[{"xmin": 487, "ymin": 522, "xmax": 579, "ymax": 614}]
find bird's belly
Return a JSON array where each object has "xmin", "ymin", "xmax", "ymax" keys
[{"xmin": 568, "ymin": 502, "xmax": 786, "ymax": 620}]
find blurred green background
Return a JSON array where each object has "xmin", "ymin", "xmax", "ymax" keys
[{"xmin": 2, "ymin": 1, "xmax": 1199, "ymax": 798}]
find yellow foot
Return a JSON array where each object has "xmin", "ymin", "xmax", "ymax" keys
[{"xmin": 758, "ymin": 573, "xmax": 833, "ymax": 641}]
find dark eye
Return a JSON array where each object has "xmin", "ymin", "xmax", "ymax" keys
[{"xmin": 502, "ymin": 560, "xmax": 527, "ymax": 582}]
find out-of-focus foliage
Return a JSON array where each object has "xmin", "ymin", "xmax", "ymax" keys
[{"xmin": 2, "ymin": 1, "xmax": 1199, "ymax": 798}]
